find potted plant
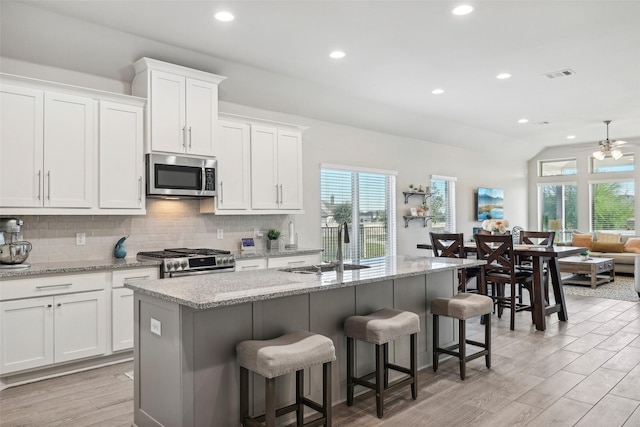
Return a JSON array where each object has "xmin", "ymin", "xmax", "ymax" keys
[
  {"xmin": 580, "ymin": 249, "xmax": 590, "ymax": 261},
  {"xmin": 416, "ymin": 203, "xmax": 428, "ymax": 216},
  {"xmin": 408, "ymin": 184, "xmax": 415, "ymax": 192},
  {"xmin": 267, "ymin": 228, "xmax": 281, "ymax": 250}
]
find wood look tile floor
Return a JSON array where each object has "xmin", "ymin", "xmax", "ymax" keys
[{"xmin": 2, "ymin": 293, "xmax": 640, "ymax": 426}]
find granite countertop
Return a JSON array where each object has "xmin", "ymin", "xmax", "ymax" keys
[
  {"xmin": 234, "ymin": 247, "xmax": 323, "ymax": 259},
  {"xmin": 125, "ymin": 255, "xmax": 485, "ymax": 310},
  {"xmin": 0, "ymin": 258, "xmax": 162, "ymax": 279}
]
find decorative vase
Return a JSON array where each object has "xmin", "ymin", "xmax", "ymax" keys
[
  {"xmin": 267, "ymin": 239, "xmax": 279, "ymax": 250},
  {"xmin": 114, "ymin": 236, "xmax": 127, "ymax": 259}
]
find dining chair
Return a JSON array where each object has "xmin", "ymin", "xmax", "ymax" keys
[
  {"xmin": 475, "ymin": 233, "xmax": 534, "ymax": 331},
  {"xmin": 430, "ymin": 232, "xmax": 480, "ymax": 293},
  {"xmin": 518, "ymin": 231, "xmax": 555, "ymax": 304}
]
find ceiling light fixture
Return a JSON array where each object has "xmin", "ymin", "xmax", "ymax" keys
[
  {"xmin": 452, "ymin": 5, "xmax": 474, "ymax": 15},
  {"xmin": 566, "ymin": 135, "xmax": 576, "ymax": 140},
  {"xmin": 329, "ymin": 51, "xmax": 346, "ymax": 59},
  {"xmin": 214, "ymin": 11, "xmax": 235, "ymax": 22},
  {"xmin": 432, "ymin": 88, "xmax": 445, "ymax": 95},
  {"xmin": 593, "ymin": 120, "xmax": 627, "ymax": 160},
  {"xmin": 518, "ymin": 119, "xmax": 529, "ymax": 124},
  {"xmin": 496, "ymin": 73, "xmax": 512, "ymax": 80}
]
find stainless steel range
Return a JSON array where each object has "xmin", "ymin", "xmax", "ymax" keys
[{"xmin": 137, "ymin": 248, "xmax": 235, "ymax": 278}]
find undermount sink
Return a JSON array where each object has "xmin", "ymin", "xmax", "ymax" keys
[{"xmin": 280, "ymin": 263, "xmax": 371, "ymax": 274}]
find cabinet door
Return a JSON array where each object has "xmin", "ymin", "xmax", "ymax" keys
[
  {"xmin": 0, "ymin": 84, "xmax": 44, "ymax": 207},
  {"xmin": 99, "ymin": 101, "xmax": 144, "ymax": 209},
  {"xmin": 185, "ymin": 78, "xmax": 218, "ymax": 156},
  {"xmin": 266, "ymin": 254, "xmax": 321, "ymax": 269},
  {"xmin": 217, "ymin": 121, "xmax": 250, "ymax": 210},
  {"xmin": 0, "ymin": 297, "xmax": 54, "ymax": 374},
  {"xmin": 54, "ymin": 290, "xmax": 106, "ymax": 363},
  {"xmin": 250, "ymin": 125, "xmax": 279, "ymax": 209},
  {"xmin": 235, "ymin": 258, "xmax": 268, "ymax": 271},
  {"xmin": 277, "ymin": 130, "xmax": 303, "ymax": 209},
  {"xmin": 112, "ymin": 288, "xmax": 134, "ymax": 351},
  {"xmin": 150, "ymin": 70, "xmax": 186, "ymax": 153},
  {"xmin": 44, "ymin": 91, "xmax": 94, "ymax": 208}
]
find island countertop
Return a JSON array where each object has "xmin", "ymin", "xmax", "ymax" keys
[{"xmin": 125, "ymin": 255, "xmax": 484, "ymax": 310}]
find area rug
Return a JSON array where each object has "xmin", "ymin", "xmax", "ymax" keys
[{"xmin": 562, "ymin": 275, "xmax": 639, "ymax": 302}]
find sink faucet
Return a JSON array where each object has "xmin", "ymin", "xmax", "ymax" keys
[{"xmin": 336, "ymin": 221, "xmax": 350, "ymax": 273}]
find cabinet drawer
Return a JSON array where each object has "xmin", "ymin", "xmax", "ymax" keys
[
  {"xmin": 112, "ymin": 267, "xmax": 159, "ymax": 288},
  {"xmin": 267, "ymin": 254, "xmax": 321, "ymax": 269},
  {"xmin": 0, "ymin": 272, "xmax": 109, "ymax": 301},
  {"xmin": 235, "ymin": 258, "xmax": 267, "ymax": 271}
]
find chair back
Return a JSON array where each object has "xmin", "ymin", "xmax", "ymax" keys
[
  {"xmin": 430, "ymin": 232, "xmax": 466, "ymax": 259},
  {"xmin": 520, "ymin": 231, "xmax": 555, "ymax": 247},
  {"xmin": 475, "ymin": 233, "xmax": 517, "ymax": 276}
]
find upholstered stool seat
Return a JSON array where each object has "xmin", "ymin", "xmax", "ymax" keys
[
  {"xmin": 431, "ymin": 293, "xmax": 493, "ymax": 380},
  {"xmin": 237, "ymin": 330, "xmax": 336, "ymax": 427},
  {"xmin": 344, "ymin": 308, "xmax": 420, "ymax": 418}
]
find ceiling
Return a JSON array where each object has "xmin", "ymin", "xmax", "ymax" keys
[{"xmin": 2, "ymin": 0, "xmax": 640, "ymax": 160}]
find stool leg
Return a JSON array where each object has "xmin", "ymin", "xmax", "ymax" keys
[
  {"xmin": 240, "ymin": 367, "xmax": 249, "ymax": 425},
  {"xmin": 346, "ymin": 337, "xmax": 354, "ymax": 406},
  {"xmin": 265, "ymin": 377, "xmax": 276, "ymax": 427},
  {"xmin": 296, "ymin": 369, "xmax": 304, "ymax": 426},
  {"xmin": 459, "ymin": 319, "xmax": 466, "ymax": 380},
  {"xmin": 432, "ymin": 314, "xmax": 439, "ymax": 372},
  {"xmin": 383, "ymin": 342, "xmax": 389, "ymax": 389},
  {"xmin": 485, "ymin": 313, "xmax": 492, "ymax": 369},
  {"xmin": 375, "ymin": 343, "xmax": 385, "ymax": 418},
  {"xmin": 410, "ymin": 332, "xmax": 417, "ymax": 400},
  {"xmin": 323, "ymin": 361, "xmax": 332, "ymax": 427}
]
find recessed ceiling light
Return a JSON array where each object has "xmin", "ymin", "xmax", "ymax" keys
[
  {"xmin": 452, "ymin": 5, "xmax": 474, "ymax": 15},
  {"xmin": 496, "ymin": 73, "xmax": 512, "ymax": 80},
  {"xmin": 432, "ymin": 88, "xmax": 445, "ymax": 95},
  {"xmin": 518, "ymin": 119, "xmax": 529, "ymax": 124},
  {"xmin": 329, "ymin": 51, "xmax": 346, "ymax": 59},
  {"xmin": 566, "ymin": 135, "xmax": 576, "ymax": 140},
  {"xmin": 214, "ymin": 11, "xmax": 235, "ymax": 22}
]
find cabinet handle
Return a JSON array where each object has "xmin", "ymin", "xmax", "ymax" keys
[
  {"xmin": 36, "ymin": 283, "xmax": 72, "ymax": 289},
  {"xmin": 220, "ymin": 181, "xmax": 224, "ymax": 204},
  {"xmin": 125, "ymin": 275, "xmax": 150, "ymax": 281},
  {"xmin": 47, "ymin": 171, "xmax": 51, "ymax": 200},
  {"xmin": 57, "ymin": 303, "xmax": 62, "ymax": 307},
  {"xmin": 280, "ymin": 184, "xmax": 283, "ymax": 205},
  {"xmin": 182, "ymin": 126, "xmax": 187, "ymax": 150},
  {"xmin": 287, "ymin": 260, "xmax": 306, "ymax": 265},
  {"xmin": 37, "ymin": 170, "xmax": 42, "ymax": 200},
  {"xmin": 138, "ymin": 176, "xmax": 142, "ymax": 203},
  {"xmin": 47, "ymin": 304, "xmax": 52, "ymax": 308},
  {"xmin": 242, "ymin": 265, "xmax": 261, "ymax": 270},
  {"xmin": 188, "ymin": 126, "xmax": 192, "ymax": 149},
  {"xmin": 275, "ymin": 184, "xmax": 279, "ymax": 204}
]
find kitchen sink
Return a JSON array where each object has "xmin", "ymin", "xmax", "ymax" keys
[{"xmin": 279, "ymin": 263, "xmax": 371, "ymax": 274}]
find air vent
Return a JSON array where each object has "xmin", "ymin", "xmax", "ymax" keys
[{"xmin": 543, "ymin": 69, "xmax": 576, "ymax": 79}]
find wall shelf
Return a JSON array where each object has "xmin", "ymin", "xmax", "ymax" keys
[
  {"xmin": 403, "ymin": 191, "xmax": 431, "ymax": 204},
  {"xmin": 403, "ymin": 215, "xmax": 434, "ymax": 228}
]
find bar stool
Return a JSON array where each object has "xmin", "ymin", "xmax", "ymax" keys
[
  {"xmin": 236, "ymin": 330, "xmax": 336, "ymax": 427},
  {"xmin": 344, "ymin": 308, "xmax": 420, "ymax": 418},
  {"xmin": 431, "ymin": 293, "xmax": 493, "ymax": 380}
]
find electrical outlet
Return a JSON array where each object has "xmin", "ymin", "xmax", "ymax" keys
[
  {"xmin": 75, "ymin": 232, "xmax": 85, "ymax": 246},
  {"xmin": 217, "ymin": 229, "xmax": 224, "ymax": 239},
  {"xmin": 254, "ymin": 228, "xmax": 263, "ymax": 237},
  {"xmin": 150, "ymin": 318, "xmax": 161, "ymax": 336}
]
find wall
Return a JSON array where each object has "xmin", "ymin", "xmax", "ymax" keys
[{"xmin": 3, "ymin": 59, "xmax": 529, "ymax": 263}]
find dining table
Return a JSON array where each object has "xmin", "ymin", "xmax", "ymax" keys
[{"xmin": 417, "ymin": 242, "xmax": 586, "ymax": 331}]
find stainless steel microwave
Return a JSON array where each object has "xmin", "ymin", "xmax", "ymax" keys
[{"xmin": 146, "ymin": 154, "xmax": 216, "ymax": 198}]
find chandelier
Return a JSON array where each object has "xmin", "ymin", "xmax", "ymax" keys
[{"xmin": 592, "ymin": 120, "xmax": 626, "ymax": 160}]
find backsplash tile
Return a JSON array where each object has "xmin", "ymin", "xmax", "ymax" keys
[{"xmin": 17, "ymin": 200, "xmax": 292, "ymax": 263}]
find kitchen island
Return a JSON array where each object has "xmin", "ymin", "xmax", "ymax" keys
[{"xmin": 125, "ymin": 255, "xmax": 484, "ymax": 427}]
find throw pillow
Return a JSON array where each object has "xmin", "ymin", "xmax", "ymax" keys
[
  {"xmin": 596, "ymin": 232, "xmax": 621, "ymax": 243},
  {"xmin": 624, "ymin": 237, "xmax": 640, "ymax": 253},
  {"xmin": 572, "ymin": 233, "xmax": 593, "ymax": 250},
  {"xmin": 591, "ymin": 241, "xmax": 625, "ymax": 253}
]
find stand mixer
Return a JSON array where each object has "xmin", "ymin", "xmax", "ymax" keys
[{"xmin": 0, "ymin": 217, "xmax": 33, "ymax": 268}]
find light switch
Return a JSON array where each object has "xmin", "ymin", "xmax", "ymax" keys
[
  {"xmin": 217, "ymin": 229, "xmax": 224, "ymax": 239},
  {"xmin": 150, "ymin": 318, "xmax": 161, "ymax": 336},
  {"xmin": 76, "ymin": 232, "xmax": 85, "ymax": 246}
]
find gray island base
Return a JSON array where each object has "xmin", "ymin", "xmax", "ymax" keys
[{"xmin": 125, "ymin": 255, "xmax": 484, "ymax": 427}]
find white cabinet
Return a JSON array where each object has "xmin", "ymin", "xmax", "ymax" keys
[
  {"xmin": 266, "ymin": 254, "xmax": 322, "ymax": 269},
  {"xmin": 132, "ymin": 57, "xmax": 226, "ymax": 156},
  {"xmin": 111, "ymin": 267, "xmax": 159, "ymax": 352},
  {"xmin": 99, "ymin": 101, "xmax": 144, "ymax": 209},
  {"xmin": 0, "ymin": 290, "xmax": 106, "ymax": 374},
  {"xmin": 250, "ymin": 125, "xmax": 303, "ymax": 210},
  {"xmin": 235, "ymin": 258, "xmax": 268, "ymax": 271},
  {"xmin": 217, "ymin": 120, "xmax": 251, "ymax": 211},
  {"xmin": 0, "ymin": 84, "xmax": 94, "ymax": 208}
]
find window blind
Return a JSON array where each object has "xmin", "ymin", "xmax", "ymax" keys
[
  {"xmin": 430, "ymin": 176, "xmax": 456, "ymax": 232},
  {"xmin": 590, "ymin": 180, "xmax": 635, "ymax": 232}
]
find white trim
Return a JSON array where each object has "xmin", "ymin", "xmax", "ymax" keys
[
  {"xmin": 321, "ymin": 163, "xmax": 398, "ymax": 176},
  {"xmin": 430, "ymin": 174, "xmax": 457, "ymax": 182}
]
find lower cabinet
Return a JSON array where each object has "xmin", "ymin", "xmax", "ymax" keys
[
  {"xmin": 266, "ymin": 254, "xmax": 322, "ymax": 269},
  {"xmin": 235, "ymin": 258, "xmax": 268, "ymax": 271},
  {"xmin": 0, "ymin": 290, "xmax": 106, "ymax": 374}
]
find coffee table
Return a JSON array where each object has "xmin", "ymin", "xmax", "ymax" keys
[{"xmin": 558, "ymin": 256, "xmax": 615, "ymax": 289}]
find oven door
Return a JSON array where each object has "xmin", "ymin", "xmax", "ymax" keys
[
  {"xmin": 147, "ymin": 153, "xmax": 216, "ymax": 198},
  {"xmin": 164, "ymin": 266, "xmax": 234, "ymax": 278}
]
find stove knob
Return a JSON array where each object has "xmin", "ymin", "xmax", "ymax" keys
[
  {"xmin": 166, "ymin": 261, "xmax": 174, "ymax": 271},
  {"xmin": 180, "ymin": 260, "xmax": 188, "ymax": 269},
  {"xmin": 220, "ymin": 257, "xmax": 228, "ymax": 265}
]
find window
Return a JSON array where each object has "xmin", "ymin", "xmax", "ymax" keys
[
  {"xmin": 590, "ymin": 180, "xmax": 635, "ymax": 232},
  {"xmin": 430, "ymin": 175, "xmax": 456, "ymax": 233},
  {"xmin": 539, "ymin": 183, "xmax": 577, "ymax": 242},
  {"xmin": 320, "ymin": 165, "xmax": 397, "ymax": 262},
  {"xmin": 539, "ymin": 159, "xmax": 577, "ymax": 177},
  {"xmin": 590, "ymin": 154, "xmax": 634, "ymax": 173}
]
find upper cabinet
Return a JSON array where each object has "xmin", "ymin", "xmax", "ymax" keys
[
  {"xmin": 132, "ymin": 58, "xmax": 226, "ymax": 156},
  {"xmin": 217, "ymin": 120, "xmax": 251, "ymax": 211},
  {"xmin": 0, "ymin": 74, "xmax": 146, "ymax": 215}
]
